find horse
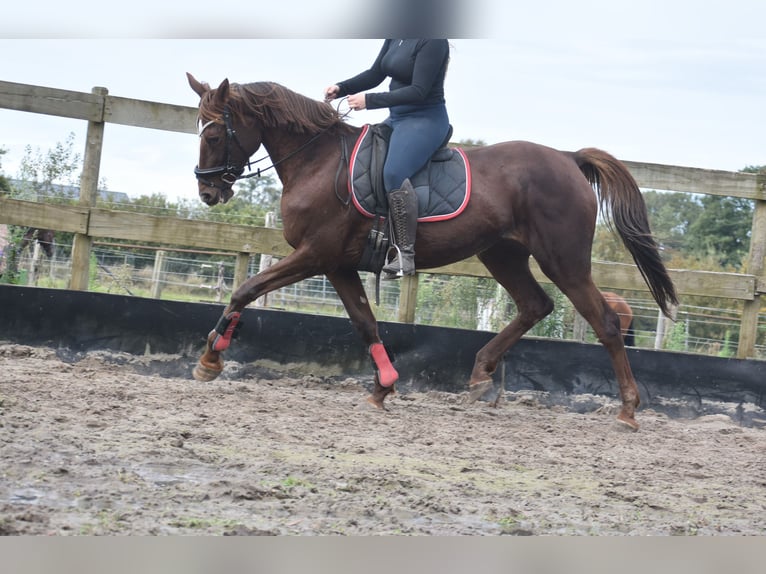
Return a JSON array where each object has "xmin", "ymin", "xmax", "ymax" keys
[
  {"xmin": 601, "ymin": 291, "xmax": 635, "ymax": 347},
  {"xmin": 186, "ymin": 73, "xmax": 678, "ymax": 431},
  {"xmin": 19, "ymin": 227, "xmax": 55, "ymax": 258}
]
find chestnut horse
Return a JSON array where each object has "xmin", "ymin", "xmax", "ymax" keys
[
  {"xmin": 20, "ymin": 227, "xmax": 55, "ymax": 258},
  {"xmin": 601, "ymin": 291, "xmax": 635, "ymax": 347},
  {"xmin": 186, "ymin": 74, "xmax": 677, "ymax": 430}
]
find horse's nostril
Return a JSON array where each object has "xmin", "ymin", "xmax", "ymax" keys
[{"xmin": 200, "ymin": 192, "xmax": 213, "ymax": 204}]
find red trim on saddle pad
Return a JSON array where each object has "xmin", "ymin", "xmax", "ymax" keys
[{"xmin": 349, "ymin": 125, "xmax": 375, "ymax": 218}]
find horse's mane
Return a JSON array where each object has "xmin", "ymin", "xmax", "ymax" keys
[{"xmin": 199, "ymin": 81, "xmax": 348, "ymax": 135}]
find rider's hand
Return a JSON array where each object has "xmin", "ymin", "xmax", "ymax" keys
[
  {"xmin": 324, "ymin": 85, "xmax": 340, "ymax": 102},
  {"xmin": 347, "ymin": 93, "xmax": 367, "ymax": 111}
]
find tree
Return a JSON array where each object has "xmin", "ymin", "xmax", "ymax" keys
[
  {"xmin": 416, "ymin": 275, "xmax": 485, "ymax": 329},
  {"xmin": 685, "ymin": 195, "xmax": 753, "ymax": 268},
  {"xmin": 15, "ymin": 132, "xmax": 82, "ymax": 203},
  {"xmin": 121, "ymin": 192, "xmax": 178, "ymax": 215},
  {"xmin": 2, "ymin": 135, "xmax": 86, "ymax": 279},
  {"xmin": 637, "ymin": 189, "xmax": 754, "ymax": 270},
  {"xmin": 742, "ymin": 165, "xmax": 766, "ymax": 176},
  {"xmin": 0, "ymin": 147, "xmax": 10, "ymax": 193},
  {"xmin": 642, "ymin": 190, "xmax": 703, "ymax": 253},
  {"xmin": 234, "ymin": 173, "xmax": 282, "ymax": 212},
  {"xmin": 456, "ymin": 138, "xmax": 486, "ymax": 148},
  {"xmin": 0, "ymin": 234, "xmax": 23, "ymax": 284},
  {"xmin": 592, "ymin": 224, "xmax": 636, "ymax": 264},
  {"xmin": 197, "ymin": 173, "xmax": 283, "ymax": 227},
  {"xmin": 1, "ymin": 147, "xmax": 22, "ymax": 283}
]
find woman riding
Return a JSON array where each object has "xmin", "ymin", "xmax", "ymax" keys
[{"xmin": 324, "ymin": 39, "xmax": 451, "ymax": 278}]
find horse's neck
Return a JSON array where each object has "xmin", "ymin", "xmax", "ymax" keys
[
  {"xmin": 259, "ymin": 130, "xmax": 303, "ymax": 185},
  {"xmin": 260, "ymin": 127, "xmax": 345, "ymax": 187}
]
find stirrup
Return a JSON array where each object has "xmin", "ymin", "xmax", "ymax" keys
[
  {"xmin": 382, "ymin": 268, "xmax": 403, "ymax": 280},
  {"xmin": 382, "ymin": 246, "xmax": 415, "ymax": 279},
  {"xmin": 382, "ymin": 246, "xmax": 405, "ymax": 279}
]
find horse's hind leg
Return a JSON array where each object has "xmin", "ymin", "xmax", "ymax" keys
[
  {"xmin": 554, "ymin": 279, "xmax": 640, "ymax": 430},
  {"xmin": 468, "ymin": 243, "xmax": 554, "ymax": 401}
]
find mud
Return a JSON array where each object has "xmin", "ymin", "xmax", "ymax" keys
[{"xmin": 1, "ymin": 343, "xmax": 764, "ymax": 535}]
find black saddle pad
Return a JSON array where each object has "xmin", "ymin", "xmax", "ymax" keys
[{"xmin": 349, "ymin": 124, "xmax": 471, "ymax": 221}]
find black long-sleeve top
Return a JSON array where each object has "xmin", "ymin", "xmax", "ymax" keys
[{"xmin": 336, "ymin": 39, "xmax": 449, "ymax": 110}]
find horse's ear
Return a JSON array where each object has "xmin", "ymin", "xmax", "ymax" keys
[
  {"xmin": 213, "ymin": 78, "xmax": 230, "ymax": 105},
  {"xmin": 187, "ymin": 72, "xmax": 210, "ymax": 97}
]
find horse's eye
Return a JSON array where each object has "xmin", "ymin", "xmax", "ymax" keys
[{"xmin": 204, "ymin": 135, "xmax": 221, "ymax": 146}]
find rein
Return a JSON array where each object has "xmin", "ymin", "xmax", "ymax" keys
[
  {"xmin": 238, "ymin": 128, "xmax": 328, "ymax": 181},
  {"xmin": 239, "ymin": 97, "xmax": 354, "ymax": 180}
]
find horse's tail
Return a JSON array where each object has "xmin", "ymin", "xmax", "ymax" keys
[{"xmin": 573, "ymin": 147, "xmax": 678, "ymax": 317}]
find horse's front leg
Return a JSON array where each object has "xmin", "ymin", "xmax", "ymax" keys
[
  {"xmin": 193, "ymin": 248, "xmax": 322, "ymax": 382},
  {"xmin": 192, "ymin": 306, "xmax": 242, "ymax": 381},
  {"xmin": 325, "ymin": 268, "xmax": 397, "ymax": 409}
]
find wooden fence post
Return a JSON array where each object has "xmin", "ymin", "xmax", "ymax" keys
[
  {"xmin": 150, "ymin": 250, "xmax": 167, "ymax": 299},
  {"xmin": 254, "ymin": 211, "xmax": 276, "ymax": 308},
  {"xmin": 738, "ymin": 197, "xmax": 766, "ymax": 358},
  {"xmin": 233, "ymin": 252, "xmax": 250, "ymax": 293},
  {"xmin": 215, "ymin": 262, "xmax": 225, "ymax": 303},
  {"xmin": 69, "ymin": 86, "xmax": 107, "ymax": 291},
  {"xmin": 654, "ymin": 304, "xmax": 679, "ymax": 350},
  {"xmin": 572, "ymin": 312, "xmax": 588, "ymax": 342},
  {"xmin": 654, "ymin": 309, "xmax": 668, "ymax": 350},
  {"xmin": 397, "ymin": 274, "xmax": 419, "ymax": 323},
  {"xmin": 28, "ymin": 241, "xmax": 42, "ymax": 286}
]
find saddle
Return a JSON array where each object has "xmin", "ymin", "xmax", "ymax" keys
[
  {"xmin": 350, "ymin": 123, "xmax": 472, "ymax": 277},
  {"xmin": 349, "ymin": 123, "xmax": 471, "ymax": 220}
]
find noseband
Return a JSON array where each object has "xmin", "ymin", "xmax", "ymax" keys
[{"xmin": 194, "ymin": 106, "xmax": 251, "ymax": 191}]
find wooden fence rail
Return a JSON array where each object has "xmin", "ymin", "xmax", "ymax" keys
[{"xmin": 1, "ymin": 80, "xmax": 764, "ymax": 358}]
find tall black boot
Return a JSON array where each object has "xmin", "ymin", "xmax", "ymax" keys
[{"xmin": 382, "ymin": 179, "xmax": 418, "ymax": 279}]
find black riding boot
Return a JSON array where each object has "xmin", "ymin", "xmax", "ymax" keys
[{"xmin": 382, "ymin": 179, "xmax": 418, "ymax": 279}]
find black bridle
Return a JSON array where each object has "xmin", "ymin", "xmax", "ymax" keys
[
  {"xmin": 194, "ymin": 106, "xmax": 251, "ymax": 191},
  {"xmin": 194, "ymin": 98, "xmax": 353, "ymax": 196}
]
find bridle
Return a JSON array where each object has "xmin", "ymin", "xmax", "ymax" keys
[
  {"xmin": 194, "ymin": 98, "xmax": 353, "ymax": 196},
  {"xmin": 194, "ymin": 106, "xmax": 251, "ymax": 191}
]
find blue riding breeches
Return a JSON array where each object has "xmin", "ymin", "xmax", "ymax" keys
[{"xmin": 383, "ymin": 103, "xmax": 450, "ymax": 193}]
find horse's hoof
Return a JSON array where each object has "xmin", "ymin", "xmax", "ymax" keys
[
  {"xmin": 367, "ymin": 380, "xmax": 395, "ymax": 410},
  {"xmin": 615, "ymin": 413, "xmax": 639, "ymax": 432},
  {"xmin": 365, "ymin": 395, "xmax": 388, "ymax": 411},
  {"xmin": 466, "ymin": 380, "xmax": 493, "ymax": 403},
  {"xmin": 193, "ymin": 362, "xmax": 222, "ymax": 382}
]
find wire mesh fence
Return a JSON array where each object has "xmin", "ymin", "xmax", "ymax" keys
[{"xmin": 9, "ymin": 240, "xmax": 766, "ymax": 360}]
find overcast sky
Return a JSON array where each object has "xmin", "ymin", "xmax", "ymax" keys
[{"xmin": 1, "ymin": 1, "xmax": 764, "ymax": 201}]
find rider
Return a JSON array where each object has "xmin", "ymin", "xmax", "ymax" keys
[{"xmin": 324, "ymin": 39, "xmax": 451, "ymax": 278}]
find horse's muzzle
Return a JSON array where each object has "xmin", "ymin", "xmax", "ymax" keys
[
  {"xmin": 199, "ymin": 186, "xmax": 234, "ymax": 206},
  {"xmin": 200, "ymin": 192, "xmax": 218, "ymax": 206}
]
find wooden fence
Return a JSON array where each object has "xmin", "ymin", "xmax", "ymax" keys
[{"xmin": 1, "ymin": 79, "xmax": 764, "ymax": 358}]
